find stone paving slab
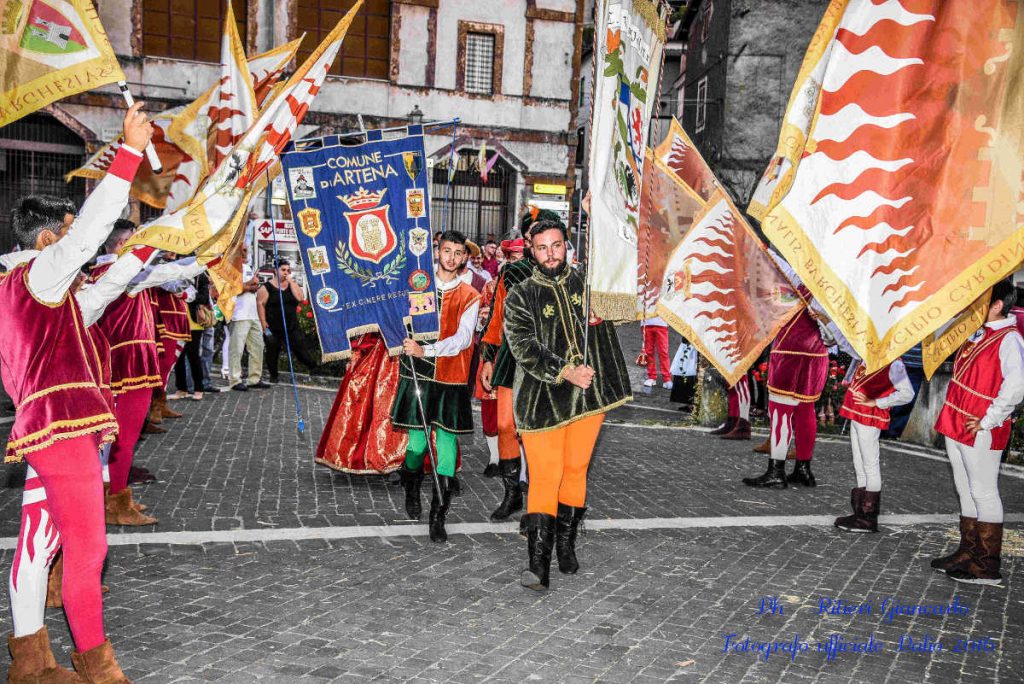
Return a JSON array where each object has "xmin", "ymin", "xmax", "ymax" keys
[{"xmin": 0, "ymin": 524, "xmax": 1018, "ymax": 683}]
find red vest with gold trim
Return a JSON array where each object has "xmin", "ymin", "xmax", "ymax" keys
[
  {"xmin": 935, "ymin": 325, "xmax": 1017, "ymax": 449},
  {"xmin": 433, "ymin": 281, "xmax": 480, "ymax": 385},
  {"xmin": 767, "ymin": 307, "xmax": 828, "ymax": 402},
  {"xmin": 0, "ymin": 263, "xmax": 118, "ymax": 462},
  {"xmin": 91, "ymin": 262, "xmax": 161, "ymax": 395},
  {"xmin": 151, "ymin": 288, "xmax": 190, "ymax": 343},
  {"xmin": 839, "ymin": 364, "xmax": 896, "ymax": 430}
]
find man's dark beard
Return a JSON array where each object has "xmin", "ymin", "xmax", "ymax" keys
[{"xmin": 536, "ymin": 259, "xmax": 567, "ymax": 278}]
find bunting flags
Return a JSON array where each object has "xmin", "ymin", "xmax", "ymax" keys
[
  {"xmin": 0, "ymin": 0, "xmax": 124, "ymax": 126},
  {"xmin": 750, "ymin": 0, "xmax": 1024, "ymax": 371},
  {"xmin": 656, "ymin": 190, "xmax": 803, "ymax": 386},
  {"xmin": 586, "ymin": 0, "xmax": 668, "ymax": 321},
  {"xmin": 123, "ymin": 1, "xmax": 363, "ymax": 255}
]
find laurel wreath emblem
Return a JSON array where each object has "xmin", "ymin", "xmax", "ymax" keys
[{"xmin": 335, "ymin": 232, "xmax": 407, "ymax": 288}]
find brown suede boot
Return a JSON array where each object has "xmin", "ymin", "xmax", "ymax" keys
[
  {"xmin": 948, "ymin": 522, "xmax": 1003, "ymax": 585},
  {"xmin": 46, "ymin": 555, "xmax": 63, "ymax": 609},
  {"xmin": 140, "ymin": 420, "xmax": 166, "ymax": 435},
  {"xmin": 156, "ymin": 390, "xmax": 181, "ymax": 419},
  {"xmin": 7, "ymin": 626, "xmax": 82, "ymax": 682},
  {"xmin": 104, "ymin": 490, "xmax": 156, "ymax": 527},
  {"xmin": 752, "ymin": 436, "xmax": 770, "ymax": 454},
  {"xmin": 930, "ymin": 516, "xmax": 977, "ymax": 573},
  {"xmin": 146, "ymin": 400, "xmax": 162, "ymax": 426},
  {"xmin": 721, "ymin": 418, "xmax": 752, "ymax": 440},
  {"xmin": 102, "ymin": 485, "xmax": 146, "ymax": 514},
  {"xmin": 71, "ymin": 641, "xmax": 130, "ymax": 683}
]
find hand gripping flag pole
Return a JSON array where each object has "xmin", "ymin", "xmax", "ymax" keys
[
  {"xmin": 266, "ymin": 171, "xmax": 306, "ymax": 435},
  {"xmin": 116, "ymin": 82, "xmax": 163, "ymax": 173}
]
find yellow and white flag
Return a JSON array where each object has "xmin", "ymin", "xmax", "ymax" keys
[
  {"xmin": 124, "ymin": 1, "xmax": 363, "ymax": 255},
  {"xmin": 921, "ymin": 290, "xmax": 992, "ymax": 380},
  {"xmin": 0, "ymin": 0, "xmax": 123, "ymax": 126}
]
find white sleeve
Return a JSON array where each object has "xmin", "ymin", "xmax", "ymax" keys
[
  {"xmin": 27, "ymin": 146, "xmax": 142, "ymax": 304},
  {"xmin": 127, "ymin": 257, "xmax": 206, "ymax": 295},
  {"xmin": 423, "ymin": 300, "xmax": 480, "ymax": 358},
  {"xmin": 980, "ymin": 333, "xmax": 1024, "ymax": 430},
  {"xmin": 877, "ymin": 360, "xmax": 915, "ymax": 409},
  {"xmin": 75, "ymin": 251, "xmax": 150, "ymax": 328}
]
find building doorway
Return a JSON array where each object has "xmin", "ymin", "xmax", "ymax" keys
[{"xmin": 430, "ymin": 150, "xmax": 517, "ymax": 245}]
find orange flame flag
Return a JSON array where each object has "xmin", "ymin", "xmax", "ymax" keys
[
  {"xmin": 656, "ymin": 190, "xmax": 803, "ymax": 386},
  {"xmin": 0, "ymin": 0, "xmax": 124, "ymax": 126},
  {"xmin": 750, "ymin": 0, "xmax": 1024, "ymax": 371}
]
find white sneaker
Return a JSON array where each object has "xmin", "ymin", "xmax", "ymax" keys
[
  {"xmin": 642, "ymin": 378, "xmax": 656, "ymax": 387},
  {"xmin": 663, "ymin": 381, "xmax": 674, "ymax": 390}
]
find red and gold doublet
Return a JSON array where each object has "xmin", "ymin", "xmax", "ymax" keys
[
  {"xmin": 839, "ymin": 364, "xmax": 897, "ymax": 430},
  {"xmin": 767, "ymin": 307, "xmax": 828, "ymax": 402},
  {"xmin": 91, "ymin": 262, "xmax": 161, "ymax": 395},
  {"xmin": 935, "ymin": 325, "xmax": 1017, "ymax": 449},
  {"xmin": 0, "ymin": 263, "xmax": 117, "ymax": 462},
  {"xmin": 433, "ymin": 281, "xmax": 480, "ymax": 385},
  {"xmin": 151, "ymin": 288, "xmax": 191, "ymax": 343}
]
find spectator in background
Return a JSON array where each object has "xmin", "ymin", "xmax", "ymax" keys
[
  {"xmin": 171, "ymin": 273, "xmax": 212, "ymax": 401},
  {"xmin": 882, "ymin": 343, "xmax": 925, "ymax": 439},
  {"xmin": 481, "ymin": 240, "xmax": 500, "ymax": 279},
  {"xmin": 257, "ymin": 258, "xmax": 318, "ymax": 383},
  {"xmin": 228, "ymin": 244, "xmax": 269, "ymax": 391},
  {"xmin": 641, "ymin": 317, "xmax": 672, "ymax": 390},
  {"xmin": 669, "ymin": 342, "xmax": 698, "ymax": 410}
]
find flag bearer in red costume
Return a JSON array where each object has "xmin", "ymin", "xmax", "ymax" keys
[
  {"xmin": 393, "ymin": 230, "xmax": 481, "ymax": 542},
  {"xmin": 1, "ymin": 103, "xmax": 150, "ymax": 682},
  {"xmin": 931, "ymin": 281, "xmax": 1024, "ymax": 585},
  {"xmin": 833, "ymin": 359, "xmax": 914, "ymax": 532}
]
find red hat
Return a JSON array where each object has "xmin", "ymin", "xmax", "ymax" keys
[{"xmin": 500, "ymin": 238, "xmax": 524, "ymax": 256}]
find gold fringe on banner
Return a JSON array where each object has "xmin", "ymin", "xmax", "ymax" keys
[{"xmin": 591, "ymin": 292, "xmax": 639, "ymax": 322}]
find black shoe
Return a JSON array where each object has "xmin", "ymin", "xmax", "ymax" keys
[
  {"xmin": 556, "ymin": 503, "xmax": 586, "ymax": 574},
  {"xmin": 231, "ymin": 383, "xmax": 248, "ymax": 392},
  {"xmin": 199, "ymin": 385, "xmax": 223, "ymax": 393},
  {"xmin": 742, "ymin": 458, "xmax": 788, "ymax": 488},
  {"xmin": 490, "ymin": 459, "xmax": 523, "ymax": 521},
  {"xmin": 428, "ymin": 475, "xmax": 455, "ymax": 543},
  {"xmin": 128, "ymin": 465, "xmax": 156, "ymax": 485},
  {"xmin": 250, "ymin": 381, "xmax": 272, "ymax": 389},
  {"xmin": 399, "ymin": 464, "xmax": 424, "ymax": 520},
  {"xmin": 521, "ymin": 513, "xmax": 556, "ymax": 591},
  {"xmin": 483, "ymin": 463, "xmax": 500, "ymax": 478},
  {"xmin": 268, "ymin": 377, "xmax": 279, "ymax": 384},
  {"xmin": 787, "ymin": 460, "xmax": 817, "ymax": 487}
]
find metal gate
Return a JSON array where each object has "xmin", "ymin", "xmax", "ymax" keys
[
  {"xmin": 430, "ymin": 150, "xmax": 517, "ymax": 244},
  {"xmin": 0, "ymin": 115, "xmax": 86, "ymax": 253}
]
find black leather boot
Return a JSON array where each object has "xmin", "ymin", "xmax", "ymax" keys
[
  {"xmin": 742, "ymin": 458, "xmax": 788, "ymax": 488},
  {"xmin": 787, "ymin": 460, "xmax": 817, "ymax": 487},
  {"xmin": 521, "ymin": 513, "xmax": 556, "ymax": 591},
  {"xmin": 490, "ymin": 459, "xmax": 523, "ymax": 521},
  {"xmin": 428, "ymin": 475, "xmax": 454, "ymax": 543},
  {"xmin": 555, "ymin": 503, "xmax": 587, "ymax": 574},
  {"xmin": 399, "ymin": 463, "xmax": 424, "ymax": 520}
]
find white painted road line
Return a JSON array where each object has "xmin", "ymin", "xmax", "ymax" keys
[{"xmin": 1, "ymin": 513, "xmax": 1019, "ymax": 550}]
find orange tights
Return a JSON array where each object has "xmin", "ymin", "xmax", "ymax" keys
[
  {"xmin": 520, "ymin": 413, "xmax": 605, "ymax": 515},
  {"xmin": 496, "ymin": 386, "xmax": 519, "ymax": 460}
]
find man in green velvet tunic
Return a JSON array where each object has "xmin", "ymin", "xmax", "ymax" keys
[{"xmin": 504, "ymin": 216, "xmax": 631, "ymax": 591}]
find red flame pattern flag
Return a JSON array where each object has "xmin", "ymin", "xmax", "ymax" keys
[
  {"xmin": 656, "ymin": 189, "xmax": 803, "ymax": 386},
  {"xmin": 750, "ymin": 0, "xmax": 1024, "ymax": 371}
]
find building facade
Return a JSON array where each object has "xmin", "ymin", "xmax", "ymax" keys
[{"xmin": 0, "ymin": 0, "xmax": 587, "ymax": 250}]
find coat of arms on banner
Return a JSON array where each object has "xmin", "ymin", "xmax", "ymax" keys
[
  {"xmin": 297, "ymin": 207, "xmax": 322, "ymax": 238},
  {"xmin": 280, "ymin": 125, "xmax": 439, "ymax": 360},
  {"xmin": 289, "ymin": 167, "xmax": 316, "ymax": 199}
]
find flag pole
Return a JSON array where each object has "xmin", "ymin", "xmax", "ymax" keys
[
  {"xmin": 116, "ymin": 82, "xmax": 163, "ymax": 173},
  {"xmin": 403, "ymin": 325, "xmax": 445, "ymax": 503}
]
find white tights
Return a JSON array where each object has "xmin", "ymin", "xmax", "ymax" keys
[
  {"xmin": 945, "ymin": 434, "xmax": 1003, "ymax": 523},
  {"xmin": 850, "ymin": 421, "xmax": 881, "ymax": 492}
]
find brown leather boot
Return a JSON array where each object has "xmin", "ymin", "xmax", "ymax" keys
[
  {"xmin": 948, "ymin": 522, "xmax": 1003, "ymax": 585},
  {"xmin": 141, "ymin": 420, "xmax": 166, "ymax": 435},
  {"xmin": 146, "ymin": 400, "xmax": 162, "ymax": 426},
  {"xmin": 930, "ymin": 517, "xmax": 977, "ymax": 573},
  {"xmin": 721, "ymin": 418, "xmax": 752, "ymax": 440},
  {"xmin": 46, "ymin": 555, "xmax": 63, "ymax": 609},
  {"xmin": 71, "ymin": 640, "xmax": 130, "ymax": 683},
  {"xmin": 709, "ymin": 417, "xmax": 737, "ymax": 436},
  {"xmin": 752, "ymin": 436, "xmax": 771, "ymax": 454},
  {"xmin": 156, "ymin": 390, "xmax": 181, "ymax": 419},
  {"xmin": 7, "ymin": 626, "xmax": 82, "ymax": 682},
  {"xmin": 104, "ymin": 489, "xmax": 157, "ymax": 527}
]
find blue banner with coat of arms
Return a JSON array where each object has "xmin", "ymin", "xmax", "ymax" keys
[{"xmin": 280, "ymin": 126, "xmax": 440, "ymax": 360}]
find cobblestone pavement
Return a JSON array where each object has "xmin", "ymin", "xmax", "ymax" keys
[{"xmin": 1, "ymin": 326, "xmax": 1022, "ymax": 682}]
